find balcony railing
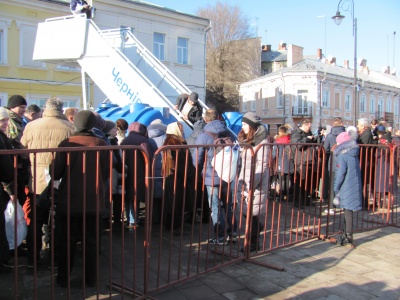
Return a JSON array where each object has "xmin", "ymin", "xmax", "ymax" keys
[{"xmin": 292, "ymin": 105, "xmax": 312, "ymax": 117}]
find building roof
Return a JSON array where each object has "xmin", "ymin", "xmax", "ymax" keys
[
  {"xmin": 247, "ymin": 58, "xmax": 400, "ymax": 90},
  {"xmin": 45, "ymin": 0, "xmax": 209, "ymax": 22},
  {"xmin": 261, "ymin": 50, "xmax": 287, "ymax": 62}
]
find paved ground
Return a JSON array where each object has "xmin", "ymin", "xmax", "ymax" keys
[{"xmin": 152, "ymin": 225, "xmax": 400, "ymax": 300}]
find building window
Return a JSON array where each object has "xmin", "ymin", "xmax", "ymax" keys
[
  {"xmin": 277, "ymin": 88, "xmax": 283, "ymax": 108},
  {"xmin": 345, "ymin": 94, "xmax": 351, "ymax": 110},
  {"xmin": 242, "ymin": 98, "xmax": 247, "ymax": 112},
  {"xmin": 377, "ymin": 97, "xmax": 383, "ymax": 115},
  {"xmin": 395, "ymin": 101, "xmax": 399, "ymax": 115},
  {"xmin": 28, "ymin": 95, "xmax": 77, "ymax": 109},
  {"xmin": 263, "ymin": 98, "xmax": 268, "ymax": 110},
  {"xmin": 153, "ymin": 33, "xmax": 165, "ymax": 61},
  {"xmin": 360, "ymin": 95, "xmax": 365, "ymax": 112},
  {"xmin": 370, "ymin": 97, "xmax": 375, "ymax": 113},
  {"xmin": 334, "ymin": 92, "xmax": 340, "ymax": 109},
  {"xmin": 322, "ymin": 90, "xmax": 329, "ymax": 107},
  {"xmin": 294, "ymin": 90, "xmax": 309, "ymax": 115},
  {"xmin": 386, "ymin": 98, "xmax": 391, "ymax": 112},
  {"xmin": 0, "ymin": 30, "xmax": 3, "ymax": 64},
  {"xmin": 20, "ymin": 25, "xmax": 44, "ymax": 68},
  {"xmin": 177, "ymin": 37, "xmax": 188, "ymax": 65},
  {"xmin": 0, "ymin": 93, "xmax": 7, "ymax": 106}
]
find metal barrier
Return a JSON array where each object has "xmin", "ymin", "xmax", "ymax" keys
[{"xmin": 0, "ymin": 141, "xmax": 398, "ymax": 299}]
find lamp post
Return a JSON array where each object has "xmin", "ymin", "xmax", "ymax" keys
[{"xmin": 332, "ymin": 0, "xmax": 357, "ymax": 124}]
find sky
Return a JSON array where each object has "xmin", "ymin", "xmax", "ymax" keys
[{"xmin": 145, "ymin": 0, "xmax": 400, "ymax": 74}]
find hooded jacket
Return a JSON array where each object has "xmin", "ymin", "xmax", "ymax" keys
[
  {"xmin": 333, "ymin": 139, "xmax": 362, "ymax": 211},
  {"xmin": 194, "ymin": 120, "xmax": 232, "ymax": 186},
  {"xmin": 238, "ymin": 124, "xmax": 270, "ymax": 216},
  {"xmin": 121, "ymin": 122, "xmax": 152, "ymax": 204},
  {"xmin": 324, "ymin": 126, "xmax": 345, "ymax": 158},
  {"xmin": 272, "ymin": 133, "xmax": 294, "ymax": 174}
]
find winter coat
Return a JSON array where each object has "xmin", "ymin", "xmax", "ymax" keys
[
  {"xmin": 162, "ymin": 134, "xmax": 195, "ymax": 216},
  {"xmin": 357, "ymin": 129, "xmax": 373, "ymax": 145},
  {"xmin": 20, "ymin": 109, "xmax": 75, "ymax": 194},
  {"xmin": 290, "ymin": 128, "xmax": 317, "ymax": 178},
  {"xmin": 333, "ymin": 139, "xmax": 362, "ymax": 211},
  {"xmin": 324, "ymin": 126, "xmax": 345, "ymax": 158},
  {"xmin": 176, "ymin": 97, "xmax": 203, "ymax": 124},
  {"xmin": 238, "ymin": 124, "xmax": 270, "ymax": 216},
  {"xmin": 121, "ymin": 123, "xmax": 152, "ymax": 204},
  {"xmin": 272, "ymin": 134, "xmax": 294, "ymax": 174},
  {"xmin": 0, "ymin": 132, "xmax": 14, "ymax": 201},
  {"xmin": 194, "ymin": 120, "xmax": 232, "ymax": 186},
  {"xmin": 374, "ymin": 137, "xmax": 392, "ymax": 193},
  {"xmin": 4, "ymin": 108, "xmax": 24, "ymax": 146},
  {"xmin": 186, "ymin": 119, "xmax": 206, "ymax": 146},
  {"xmin": 147, "ymin": 123, "xmax": 167, "ymax": 198},
  {"xmin": 52, "ymin": 132, "xmax": 109, "ymax": 216}
]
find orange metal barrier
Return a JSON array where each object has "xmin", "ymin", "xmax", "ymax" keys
[{"xmin": 0, "ymin": 141, "xmax": 398, "ymax": 299}]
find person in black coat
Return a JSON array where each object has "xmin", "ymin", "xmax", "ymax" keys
[
  {"xmin": 290, "ymin": 119, "xmax": 317, "ymax": 207},
  {"xmin": 174, "ymin": 92, "xmax": 203, "ymax": 125}
]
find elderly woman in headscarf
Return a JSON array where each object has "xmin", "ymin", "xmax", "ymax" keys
[{"xmin": 162, "ymin": 122, "xmax": 195, "ymax": 229}]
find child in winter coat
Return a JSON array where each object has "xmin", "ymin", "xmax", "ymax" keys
[{"xmin": 333, "ymin": 132, "xmax": 362, "ymax": 246}]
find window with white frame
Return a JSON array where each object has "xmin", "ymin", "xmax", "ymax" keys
[
  {"xmin": 242, "ymin": 97, "xmax": 247, "ymax": 112},
  {"xmin": 0, "ymin": 30, "xmax": 3, "ymax": 64},
  {"xmin": 263, "ymin": 98, "xmax": 269, "ymax": 110},
  {"xmin": 386, "ymin": 98, "xmax": 391, "ymax": 112},
  {"xmin": 0, "ymin": 20, "xmax": 8, "ymax": 65},
  {"xmin": 322, "ymin": 90, "xmax": 329, "ymax": 107},
  {"xmin": 370, "ymin": 97, "xmax": 375, "ymax": 113},
  {"xmin": 334, "ymin": 92, "xmax": 340, "ymax": 109},
  {"xmin": 27, "ymin": 95, "xmax": 78, "ymax": 110},
  {"xmin": 277, "ymin": 88, "xmax": 283, "ymax": 108},
  {"xmin": 377, "ymin": 97, "xmax": 383, "ymax": 114},
  {"xmin": 153, "ymin": 33, "xmax": 165, "ymax": 61},
  {"xmin": 360, "ymin": 95, "xmax": 366, "ymax": 112},
  {"xmin": 345, "ymin": 93, "xmax": 351, "ymax": 110},
  {"xmin": 250, "ymin": 92, "xmax": 257, "ymax": 111},
  {"xmin": 20, "ymin": 24, "xmax": 44, "ymax": 68},
  {"xmin": 177, "ymin": 37, "xmax": 188, "ymax": 65},
  {"xmin": 0, "ymin": 93, "xmax": 7, "ymax": 106}
]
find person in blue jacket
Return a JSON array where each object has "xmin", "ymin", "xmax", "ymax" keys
[{"xmin": 333, "ymin": 132, "xmax": 362, "ymax": 246}]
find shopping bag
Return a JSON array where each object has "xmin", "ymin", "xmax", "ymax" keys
[{"xmin": 4, "ymin": 200, "xmax": 28, "ymax": 250}]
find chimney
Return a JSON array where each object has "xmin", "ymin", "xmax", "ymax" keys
[
  {"xmin": 327, "ymin": 55, "xmax": 336, "ymax": 65},
  {"xmin": 317, "ymin": 49, "xmax": 322, "ymax": 59},
  {"xmin": 385, "ymin": 66, "xmax": 390, "ymax": 74},
  {"xmin": 344, "ymin": 60, "xmax": 349, "ymax": 69},
  {"xmin": 278, "ymin": 41, "xmax": 287, "ymax": 50},
  {"xmin": 287, "ymin": 44, "xmax": 304, "ymax": 67},
  {"xmin": 262, "ymin": 44, "xmax": 271, "ymax": 52}
]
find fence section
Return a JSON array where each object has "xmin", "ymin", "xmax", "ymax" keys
[{"xmin": 0, "ymin": 141, "xmax": 398, "ymax": 299}]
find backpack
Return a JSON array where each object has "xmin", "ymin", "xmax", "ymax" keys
[{"xmin": 205, "ymin": 131, "xmax": 238, "ymax": 183}]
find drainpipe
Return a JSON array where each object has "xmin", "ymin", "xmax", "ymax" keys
[
  {"xmin": 320, "ymin": 75, "xmax": 326, "ymax": 127},
  {"xmin": 203, "ymin": 20, "xmax": 212, "ymax": 105},
  {"xmin": 280, "ymin": 72, "xmax": 286, "ymax": 124}
]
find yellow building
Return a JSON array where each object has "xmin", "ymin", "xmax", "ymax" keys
[{"xmin": 0, "ymin": 0, "xmax": 82, "ymax": 108}]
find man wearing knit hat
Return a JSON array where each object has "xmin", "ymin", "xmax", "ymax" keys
[
  {"xmin": 21, "ymin": 97, "xmax": 75, "ymax": 267},
  {"xmin": 5, "ymin": 95, "xmax": 27, "ymax": 144},
  {"xmin": 51, "ymin": 109, "xmax": 109, "ymax": 287},
  {"xmin": 4, "ymin": 95, "xmax": 30, "ymax": 209}
]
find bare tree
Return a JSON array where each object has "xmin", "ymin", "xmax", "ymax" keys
[{"xmin": 197, "ymin": 2, "xmax": 261, "ymax": 112}]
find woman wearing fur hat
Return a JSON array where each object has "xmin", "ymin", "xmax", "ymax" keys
[
  {"xmin": 333, "ymin": 132, "xmax": 362, "ymax": 246},
  {"xmin": 237, "ymin": 113, "xmax": 270, "ymax": 252}
]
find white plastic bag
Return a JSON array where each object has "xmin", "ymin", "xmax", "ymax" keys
[
  {"xmin": 4, "ymin": 200, "xmax": 28, "ymax": 250},
  {"xmin": 212, "ymin": 146, "xmax": 239, "ymax": 183}
]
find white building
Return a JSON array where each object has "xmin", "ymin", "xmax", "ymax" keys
[
  {"xmin": 0, "ymin": 0, "xmax": 210, "ymax": 109},
  {"xmin": 240, "ymin": 45, "xmax": 400, "ymax": 136}
]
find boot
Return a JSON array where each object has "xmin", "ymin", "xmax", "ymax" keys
[{"xmin": 336, "ymin": 232, "xmax": 353, "ymax": 246}]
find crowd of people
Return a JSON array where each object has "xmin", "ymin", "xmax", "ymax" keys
[{"xmin": 1, "ymin": 93, "xmax": 399, "ymax": 285}]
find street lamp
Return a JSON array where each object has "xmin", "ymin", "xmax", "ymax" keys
[{"xmin": 332, "ymin": 0, "xmax": 358, "ymax": 124}]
